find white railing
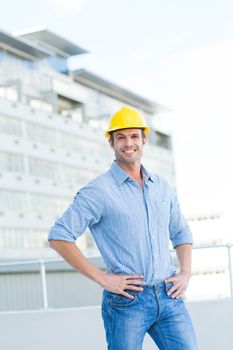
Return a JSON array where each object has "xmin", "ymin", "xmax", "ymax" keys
[
  {"xmin": 191, "ymin": 243, "xmax": 233, "ymax": 297},
  {"xmin": 0, "ymin": 243, "xmax": 232, "ymax": 311}
]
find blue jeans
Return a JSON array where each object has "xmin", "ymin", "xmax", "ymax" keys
[{"xmin": 101, "ymin": 282, "xmax": 198, "ymax": 350}]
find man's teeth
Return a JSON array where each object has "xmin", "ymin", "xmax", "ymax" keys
[{"xmin": 124, "ymin": 150, "xmax": 135, "ymax": 154}]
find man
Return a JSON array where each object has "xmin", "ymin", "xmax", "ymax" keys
[{"xmin": 48, "ymin": 106, "xmax": 198, "ymax": 350}]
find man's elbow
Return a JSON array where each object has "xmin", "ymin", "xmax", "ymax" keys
[
  {"xmin": 49, "ymin": 239, "xmax": 74, "ymax": 250},
  {"xmin": 49, "ymin": 239, "xmax": 58, "ymax": 250}
]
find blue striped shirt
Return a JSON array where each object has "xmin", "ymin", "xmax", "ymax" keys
[{"xmin": 48, "ymin": 161, "xmax": 193, "ymax": 285}]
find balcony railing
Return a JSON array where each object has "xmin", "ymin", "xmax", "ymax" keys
[{"xmin": 0, "ymin": 243, "xmax": 232, "ymax": 312}]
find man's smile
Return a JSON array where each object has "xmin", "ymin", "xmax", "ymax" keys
[{"xmin": 122, "ymin": 149, "xmax": 136, "ymax": 154}]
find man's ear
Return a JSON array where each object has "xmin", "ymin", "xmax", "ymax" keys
[
  {"xmin": 109, "ymin": 138, "xmax": 113, "ymax": 148},
  {"xmin": 143, "ymin": 136, "xmax": 148, "ymax": 145}
]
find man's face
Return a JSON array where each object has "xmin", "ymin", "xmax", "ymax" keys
[{"xmin": 109, "ymin": 129, "xmax": 147, "ymax": 165}]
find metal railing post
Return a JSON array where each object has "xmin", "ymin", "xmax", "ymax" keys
[
  {"xmin": 227, "ymin": 244, "xmax": 233, "ymax": 298},
  {"xmin": 39, "ymin": 259, "xmax": 48, "ymax": 310}
]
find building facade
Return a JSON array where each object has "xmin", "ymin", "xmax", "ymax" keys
[
  {"xmin": 0, "ymin": 28, "xmax": 175, "ymax": 260},
  {"xmin": 184, "ymin": 212, "xmax": 232, "ymax": 300}
]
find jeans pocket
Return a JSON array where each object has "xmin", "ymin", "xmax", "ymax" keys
[
  {"xmin": 164, "ymin": 281, "xmax": 179, "ymax": 299},
  {"xmin": 109, "ymin": 290, "xmax": 138, "ymax": 307},
  {"xmin": 164, "ymin": 281, "xmax": 173, "ymax": 293},
  {"xmin": 164, "ymin": 282, "xmax": 184, "ymax": 302}
]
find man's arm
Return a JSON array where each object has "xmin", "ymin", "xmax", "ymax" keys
[
  {"xmin": 163, "ymin": 178, "xmax": 193, "ymax": 298},
  {"xmin": 164, "ymin": 243, "xmax": 192, "ymax": 299},
  {"xmin": 50, "ymin": 240, "xmax": 145, "ymax": 299}
]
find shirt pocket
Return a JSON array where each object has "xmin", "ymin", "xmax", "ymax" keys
[{"xmin": 155, "ymin": 199, "xmax": 170, "ymax": 226}]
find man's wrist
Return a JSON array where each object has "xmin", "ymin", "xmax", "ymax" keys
[
  {"xmin": 94, "ymin": 270, "xmax": 106, "ymax": 286},
  {"xmin": 180, "ymin": 269, "xmax": 192, "ymax": 277}
]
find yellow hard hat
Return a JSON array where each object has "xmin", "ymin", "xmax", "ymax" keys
[{"xmin": 105, "ymin": 106, "xmax": 150, "ymax": 138}]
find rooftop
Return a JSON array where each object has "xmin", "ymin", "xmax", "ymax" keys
[
  {"xmin": 0, "ymin": 29, "xmax": 51, "ymax": 60},
  {"xmin": 72, "ymin": 68, "xmax": 165, "ymax": 114},
  {"xmin": 15, "ymin": 27, "xmax": 88, "ymax": 58}
]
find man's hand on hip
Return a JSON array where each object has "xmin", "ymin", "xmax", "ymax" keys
[
  {"xmin": 99, "ymin": 274, "xmax": 145, "ymax": 299},
  {"xmin": 164, "ymin": 271, "xmax": 191, "ymax": 299}
]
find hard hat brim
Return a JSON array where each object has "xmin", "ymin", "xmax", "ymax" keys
[{"xmin": 105, "ymin": 126, "xmax": 150, "ymax": 138}]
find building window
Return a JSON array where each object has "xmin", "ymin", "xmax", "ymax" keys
[
  {"xmin": 57, "ymin": 95, "xmax": 83, "ymax": 122},
  {"xmin": 60, "ymin": 133, "xmax": 84, "ymax": 152},
  {"xmin": 0, "ymin": 86, "xmax": 18, "ymax": 102},
  {"xmin": 26, "ymin": 122, "xmax": 58, "ymax": 146},
  {"xmin": 62, "ymin": 165, "xmax": 97, "ymax": 186},
  {"xmin": 0, "ymin": 152, "xmax": 24, "ymax": 173},
  {"xmin": 28, "ymin": 157, "xmax": 60, "ymax": 180},
  {"xmin": 0, "ymin": 115, "xmax": 22, "ymax": 137},
  {"xmin": 155, "ymin": 131, "xmax": 171, "ymax": 150},
  {"xmin": 29, "ymin": 98, "xmax": 53, "ymax": 113},
  {"xmin": 0, "ymin": 228, "xmax": 48, "ymax": 249},
  {"xmin": 0, "ymin": 190, "xmax": 27, "ymax": 211},
  {"xmin": 30, "ymin": 193, "xmax": 70, "ymax": 217}
]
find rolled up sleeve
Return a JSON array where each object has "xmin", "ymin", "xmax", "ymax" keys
[
  {"xmin": 168, "ymin": 189, "xmax": 193, "ymax": 249},
  {"xmin": 48, "ymin": 183, "xmax": 103, "ymax": 243}
]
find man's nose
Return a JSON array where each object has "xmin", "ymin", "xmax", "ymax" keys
[{"xmin": 124, "ymin": 137, "xmax": 133, "ymax": 147}]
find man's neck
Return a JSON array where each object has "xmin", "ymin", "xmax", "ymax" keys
[{"xmin": 116, "ymin": 160, "xmax": 142, "ymax": 181}]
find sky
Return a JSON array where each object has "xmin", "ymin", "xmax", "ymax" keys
[{"xmin": 0, "ymin": 0, "xmax": 233, "ymax": 216}]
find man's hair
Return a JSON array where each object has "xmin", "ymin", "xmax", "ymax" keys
[{"xmin": 109, "ymin": 129, "xmax": 146, "ymax": 146}]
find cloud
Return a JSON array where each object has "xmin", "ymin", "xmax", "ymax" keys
[{"xmin": 48, "ymin": 0, "xmax": 90, "ymax": 18}]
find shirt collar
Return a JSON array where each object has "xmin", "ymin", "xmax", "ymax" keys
[
  {"xmin": 140, "ymin": 164, "xmax": 156, "ymax": 183},
  {"xmin": 110, "ymin": 161, "xmax": 156, "ymax": 186}
]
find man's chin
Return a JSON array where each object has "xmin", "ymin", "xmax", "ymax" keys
[{"xmin": 121, "ymin": 157, "xmax": 140, "ymax": 164}]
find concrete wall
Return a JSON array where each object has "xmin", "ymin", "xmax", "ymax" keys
[
  {"xmin": 0, "ymin": 299, "xmax": 233, "ymax": 350},
  {"xmin": 0, "ymin": 258, "xmax": 105, "ymax": 312},
  {"xmin": 187, "ymin": 299, "xmax": 233, "ymax": 350}
]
